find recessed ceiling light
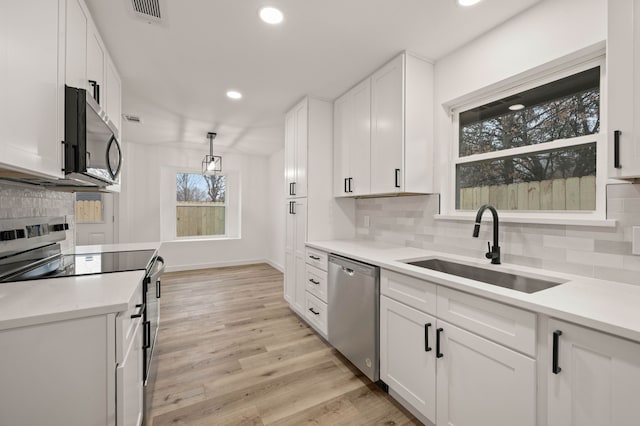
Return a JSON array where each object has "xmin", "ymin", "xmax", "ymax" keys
[
  {"xmin": 458, "ymin": 0, "xmax": 482, "ymax": 6},
  {"xmin": 259, "ymin": 6, "xmax": 284, "ymax": 24},
  {"xmin": 226, "ymin": 90, "xmax": 242, "ymax": 100},
  {"xmin": 509, "ymin": 104, "xmax": 525, "ymax": 111}
]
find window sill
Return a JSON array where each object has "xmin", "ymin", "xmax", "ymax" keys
[
  {"xmin": 166, "ymin": 236, "xmax": 241, "ymax": 243},
  {"xmin": 434, "ymin": 213, "xmax": 617, "ymax": 228}
]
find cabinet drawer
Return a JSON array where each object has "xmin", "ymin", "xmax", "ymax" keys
[
  {"xmin": 437, "ymin": 286, "xmax": 536, "ymax": 356},
  {"xmin": 305, "ymin": 264, "xmax": 328, "ymax": 303},
  {"xmin": 304, "ymin": 292, "xmax": 328, "ymax": 336},
  {"xmin": 116, "ymin": 281, "xmax": 143, "ymax": 364},
  {"xmin": 305, "ymin": 247, "xmax": 328, "ymax": 271},
  {"xmin": 381, "ymin": 269, "xmax": 437, "ymax": 316}
]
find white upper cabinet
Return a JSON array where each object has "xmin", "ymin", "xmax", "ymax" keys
[
  {"xmin": 608, "ymin": 0, "xmax": 640, "ymax": 179},
  {"xmin": 86, "ymin": 21, "xmax": 106, "ymax": 107},
  {"xmin": 0, "ymin": 0, "xmax": 64, "ymax": 179},
  {"xmin": 284, "ymin": 99, "xmax": 308, "ymax": 198},
  {"xmin": 334, "ymin": 52, "xmax": 434, "ymax": 197},
  {"xmin": 334, "ymin": 79, "xmax": 371, "ymax": 197},
  {"xmin": 105, "ymin": 56, "xmax": 123, "ymax": 135},
  {"xmin": 370, "ymin": 53, "xmax": 433, "ymax": 195},
  {"xmin": 66, "ymin": 0, "xmax": 88, "ymax": 91},
  {"xmin": 547, "ymin": 319, "xmax": 640, "ymax": 426}
]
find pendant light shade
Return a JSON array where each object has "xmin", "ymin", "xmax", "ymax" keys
[{"xmin": 202, "ymin": 132, "xmax": 222, "ymax": 175}]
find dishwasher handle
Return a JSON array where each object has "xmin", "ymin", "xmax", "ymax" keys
[{"xmin": 341, "ymin": 266, "xmax": 355, "ymax": 276}]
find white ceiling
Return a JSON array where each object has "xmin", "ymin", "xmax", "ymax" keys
[{"xmin": 86, "ymin": 0, "xmax": 542, "ymax": 156}]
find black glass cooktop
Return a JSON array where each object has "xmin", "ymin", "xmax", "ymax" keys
[{"xmin": 0, "ymin": 249, "xmax": 156, "ymax": 283}]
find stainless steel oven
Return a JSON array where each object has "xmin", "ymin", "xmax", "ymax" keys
[{"xmin": 143, "ymin": 256, "xmax": 164, "ymax": 383}]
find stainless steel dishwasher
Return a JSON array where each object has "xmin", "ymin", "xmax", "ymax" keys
[{"xmin": 328, "ymin": 254, "xmax": 380, "ymax": 382}]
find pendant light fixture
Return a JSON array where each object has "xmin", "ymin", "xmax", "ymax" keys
[{"xmin": 202, "ymin": 132, "xmax": 222, "ymax": 175}]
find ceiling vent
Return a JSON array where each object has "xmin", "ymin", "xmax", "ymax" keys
[
  {"xmin": 123, "ymin": 114, "xmax": 142, "ymax": 123},
  {"xmin": 130, "ymin": 0, "xmax": 164, "ymax": 23}
]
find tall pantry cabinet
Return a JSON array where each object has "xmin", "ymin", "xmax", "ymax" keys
[{"xmin": 284, "ymin": 97, "xmax": 354, "ymax": 317}]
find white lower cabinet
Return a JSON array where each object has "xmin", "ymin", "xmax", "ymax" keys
[
  {"xmin": 547, "ymin": 319, "xmax": 640, "ymax": 426},
  {"xmin": 380, "ymin": 295, "xmax": 437, "ymax": 422},
  {"xmin": 116, "ymin": 316, "xmax": 144, "ymax": 426},
  {"xmin": 436, "ymin": 321, "xmax": 536, "ymax": 426},
  {"xmin": 380, "ymin": 269, "xmax": 536, "ymax": 426},
  {"xmin": 0, "ymin": 281, "xmax": 144, "ymax": 426}
]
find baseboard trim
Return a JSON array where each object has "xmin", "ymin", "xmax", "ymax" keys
[
  {"xmin": 265, "ymin": 259, "xmax": 284, "ymax": 272},
  {"xmin": 165, "ymin": 258, "xmax": 267, "ymax": 273}
]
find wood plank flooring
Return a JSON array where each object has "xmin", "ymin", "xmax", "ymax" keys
[{"xmin": 148, "ymin": 263, "xmax": 420, "ymax": 426}]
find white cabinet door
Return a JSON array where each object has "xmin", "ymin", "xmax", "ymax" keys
[
  {"xmin": 547, "ymin": 319, "xmax": 640, "ymax": 426},
  {"xmin": 284, "ymin": 201, "xmax": 296, "ymax": 304},
  {"xmin": 65, "ymin": 0, "xmax": 88, "ymax": 90},
  {"xmin": 333, "ymin": 91, "xmax": 352, "ymax": 197},
  {"xmin": 117, "ymin": 317, "xmax": 143, "ymax": 426},
  {"xmin": 436, "ymin": 321, "xmax": 536, "ymax": 426},
  {"xmin": 608, "ymin": 0, "xmax": 640, "ymax": 179},
  {"xmin": 293, "ymin": 198, "xmax": 307, "ymax": 313},
  {"xmin": 284, "ymin": 198, "xmax": 307, "ymax": 313},
  {"xmin": 0, "ymin": 0, "xmax": 63, "ymax": 179},
  {"xmin": 380, "ymin": 296, "xmax": 436, "ymax": 423},
  {"xmin": 333, "ymin": 79, "xmax": 371, "ymax": 197},
  {"xmin": 371, "ymin": 55, "xmax": 404, "ymax": 194},
  {"xmin": 87, "ymin": 21, "xmax": 105, "ymax": 106},
  {"xmin": 105, "ymin": 56, "xmax": 122, "ymax": 135},
  {"xmin": 284, "ymin": 109, "xmax": 297, "ymax": 198},
  {"xmin": 294, "ymin": 100, "xmax": 308, "ymax": 198},
  {"xmin": 351, "ymin": 78, "xmax": 371, "ymax": 196},
  {"xmin": 284, "ymin": 99, "xmax": 308, "ymax": 198}
]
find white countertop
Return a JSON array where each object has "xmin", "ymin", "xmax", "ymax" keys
[
  {"xmin": 307, "ymin": 239, "xmax": 640, "ymax": 343},
  {"xmin": 0, "ymin": 242, "xmax": 161, "ymax": 331},
  {"xmin": 0, "ymin": 270, "xmax": 145, "ymax": 331},
  {"xmin": 72, "ymin": 241, "xmax": 161, "ymax": 254}
]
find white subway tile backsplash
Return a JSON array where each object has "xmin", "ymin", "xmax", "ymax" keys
[
  {"xmin": 355, "ymin": 183, "xmax": 640, "ymax": 285},
  {"xmin": 543, "ymin": 235, "xmax": 595, "ymax": 251}
]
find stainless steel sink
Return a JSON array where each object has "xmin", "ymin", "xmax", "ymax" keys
[{"xmin": 405, "ymin": 258, "xmax": 564, "ymax": 294}]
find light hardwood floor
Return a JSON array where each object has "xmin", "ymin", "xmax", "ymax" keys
[{"xmin": 148, "ymin": 263, "xmax": 420, "ymax": 426}]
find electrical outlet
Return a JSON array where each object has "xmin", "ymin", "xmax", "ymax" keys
[
  {"xmin": 633, "ymin": 227, "xmax": 640, "ymax": 255},
  {"xmin": 363, "ymin": 215, "xmax": 370, "ymax": 228}
]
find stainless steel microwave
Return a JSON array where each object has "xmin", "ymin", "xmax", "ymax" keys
[{"xmin": 64, "ymin": 85, "xmax": 122, "ymax": 187}]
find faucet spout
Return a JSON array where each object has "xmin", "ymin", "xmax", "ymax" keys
[{"xmin": 472, "ymin": 204, "xmax": 501, "ymax": 265}]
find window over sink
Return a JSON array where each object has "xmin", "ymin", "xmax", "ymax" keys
[{"xmin": 449, "ymin": 56, "xmax": 606, "ymax": 220}]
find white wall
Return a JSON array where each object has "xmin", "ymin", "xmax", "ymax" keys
[
  {"xmin": 433, "ymin": 0, "xmax": 607, "ymax": 195},
  {"xmin": 119, "ymin": 141, "xmax": 270, "ymax": 271},
  {"xmin": 266, "ymin": 149, "xmax": 285, "ymax": 271}
]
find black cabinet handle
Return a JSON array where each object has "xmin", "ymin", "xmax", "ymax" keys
[
  {"xmin": 88, "ymin": 80, "xmax": 100, "ymax": 104},
  {"xmin": 289, "ymin": 201, "xmax": 296, "ymax": 215},
  {"xmin": 552, "ymin": 330, "xmax": 562, "ymax": 374},
  {"xmin": 394, "ymin": 169, "xmax": 401, "ymax": 188},
  {"xmin": 309, "ymin": 278, "xmax": 320, "ymax": 285},
  {"xmin": 614, "ymin": 130, "xmax": 622, "ymax": 169},
  {"xmin": 291, "ymin": 181, "xmax": 296, "ymax": 195},
  {"xmin": 348, "ymin": 177, "xmax": 353, "ymax": 193},
  {"xmin": 289, "ymin": 182, "xmax": 293, "ymax": 195},
  {"xmin": 156, "ymin": 280, "xmax": 161, "ymax": 299},
  {"xmin": 143, "ymin": 320, "xmax": 151, "ymax": 349},
  {"xmin": 309, "ymin": 255, "xmax": 320, "ymax": 260},
  {"xmin": 309, "ymin": 307, "xmax": 320, "ymax": 316},
  {"xmin": 424, "ymin": 323, "xmax": 432, "ymax": 352},
  {"xmin": 131, "ymin": 303, "xmax": 145, "ymax": 319},
  {"xmin": 436, "ymin": 327, "xmax": 444, "ymax": 358},
  {"xmin": 344, "ymin": 178, "xmax": 348, "ymax": 193}
]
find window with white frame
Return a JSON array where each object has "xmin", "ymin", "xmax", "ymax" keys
[
  {"xmin": 452, "ymin": 59, "xmax": 605, "ymax": 216},
  {"xmin": 175, "ymin": 173, "xmax": 227, "ymax": 237}
]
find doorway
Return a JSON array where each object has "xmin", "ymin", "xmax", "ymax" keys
[{"xmin": 75, "ymin": 192, "xmax": 117, "ymax": 246}]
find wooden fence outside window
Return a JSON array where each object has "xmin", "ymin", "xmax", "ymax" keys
[{"xmin": 459, "ymin": 176, "xmax": 596, "ymax": 211}]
